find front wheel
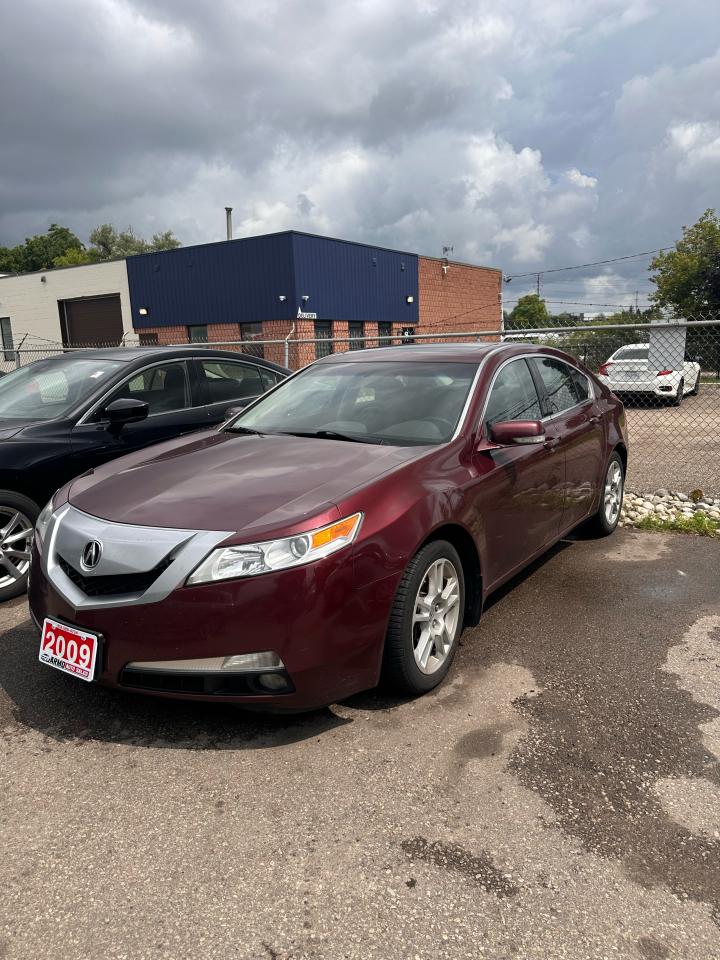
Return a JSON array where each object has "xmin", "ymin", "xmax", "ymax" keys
[
  {"xmin": 585, "ymin": 453, "xmax": 624, "ymax": 538},
  {"xmin": 0, "ymin": 491, "xmax": 38, "ymax": 602},
  {"xmin": 691, "ymin": 374, "xmax": 701, "ymax": 396},
  {"xmin": 382, "ymin": 541, "xmax": 465, "ymax": 696},
  {"xmin": 673, "ymin": 379, "xmax": 684, "ymax": 406}
]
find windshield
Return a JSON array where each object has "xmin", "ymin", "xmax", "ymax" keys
[
  {"xmin": 230, "ymin": 360, "xmax": 478, "ymax": 446},
  {"xmin": 614, "ymin": 347, "xmax": 649, "ymax": 360},
  {"xmin": 0, "ymin": 357, "xmax": 124, "ymax": 421}
]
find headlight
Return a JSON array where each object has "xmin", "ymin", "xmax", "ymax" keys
[
  {"xmin": 187, "ymin": 512, "xmax": 363, "ymax": 585},
  {"xmin": 34, "ymin": 499, "xmax": 55, "ymax": 548}
]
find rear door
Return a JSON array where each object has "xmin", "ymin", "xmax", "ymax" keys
[
  {"xmin": 472, "ymin": 357, "xmax": 565, "ymax": 588},
  {"xmin": 529, "ymin": 356, "xmax": 605, "ymax": 531},
  {"xmin": 70, "ymin": 359, "xmax": 208, "ymax": 474},
  {"xmin": 194, "ymin": 357, "xmax": 285, "ymax": 425}
]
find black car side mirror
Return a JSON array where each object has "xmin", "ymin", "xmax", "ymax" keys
[
  {"xmin": 104, "ymin": 398, "xmax": 149, "ymax": 434},
  {"xmin": 224, "ymin": 404, "xmax": 247, "ymax": 420}
]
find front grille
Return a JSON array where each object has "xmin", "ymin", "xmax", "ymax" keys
[{"xmin": 57, "ymin": 554, "xmax": 174, "ymax": 598}]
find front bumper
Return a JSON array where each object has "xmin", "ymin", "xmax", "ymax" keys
[{"xmin": 28, "ymin": 541, "xmax": 400, "ymax": 710}]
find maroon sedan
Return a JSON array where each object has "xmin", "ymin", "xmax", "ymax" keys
[{"xmin": 29, "ymin": 344, "xmax": 627, "ymax": 710}]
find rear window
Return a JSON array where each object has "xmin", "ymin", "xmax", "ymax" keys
[{"xmin": 614, "ymin": 347, "xmax": 649, "ymax": 360}]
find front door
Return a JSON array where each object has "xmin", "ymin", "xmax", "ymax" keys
[
  {"xmin": 471, "ymin": 357, "xmax": 566, "ymax": 589},
  {"xmin": 70, "ymin": 359, "xmax": 207, "ymax": 475},
  {"xmin": 529, "ymin": 356, "xmax": 606, "ymax": 530}
]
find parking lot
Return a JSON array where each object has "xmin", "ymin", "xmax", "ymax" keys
[
  {"xmin": 625, "ymin": 385, "xmax": 720, "ymax": 495},
  {"xmin": 2, "ymin": 528, "xmax": 719, "ymax": 960}
]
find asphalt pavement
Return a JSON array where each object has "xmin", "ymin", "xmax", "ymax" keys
[{"xmin": 1, "ymin": 528, "xmax": 719, "ymax": 960}]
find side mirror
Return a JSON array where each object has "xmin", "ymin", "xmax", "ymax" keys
[
  {"xmin": 221, "ymin": 404, "xmax": 247, "ymax": 427},
  {"xmin": 225, "ymin": 404, "xmax": 246, "ymax": 419},
  {"xmin": 104, "ymin": 398, "xmax": 149, "ymax": 433},
  {"xmin": 488, "ymin": 420, "xmax": 545, "ymax": 446}
]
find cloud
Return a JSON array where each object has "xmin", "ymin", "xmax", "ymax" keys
[
  {"xmin": 0, "ymin": 0, "xmax": 718, "ymax": 312},
  {"xmin": 565, "ymin": 168, "xmax": 598, "ymax": 189}
]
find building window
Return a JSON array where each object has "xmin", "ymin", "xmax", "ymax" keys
[
  {"xmin": 315, "ymin": 321, "xmax": 333, "ymax": 358},
  {"xmin": 1, "ymin": 317, "xmax": 13, "ymax": 361},
  {"xmin": 240, "ymin": 322, "xmax": 265, "ymax": 359},
  {"xmin": 348, "ymin": 321, "xmax": 364, "ymax": 350},
  {"xmin": 188, "ymin": 325, "xmax": 208, "ymax": 343},
  {"xmin": 139, "ymin": 332, "xmax": 158, "ymax": 346},
  {"xmin": 401, "ymin": 326, "xmax": 416, "ymax": 345},
  {"xmin": 378, "ymin": 321, "xmax": 392, "ymax": 346}
]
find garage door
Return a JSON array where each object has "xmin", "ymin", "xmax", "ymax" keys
[{"xmin": 60, "ymin": 295, "xmax": 123, "ymax": 346}]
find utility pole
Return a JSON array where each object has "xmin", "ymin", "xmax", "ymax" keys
[{"xmin": 536, "ymin": 273, "xmax": 542, "ymax": 297}]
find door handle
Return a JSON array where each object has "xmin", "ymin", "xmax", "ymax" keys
[
  {"xmin": 589, "ymin": 414, "xmax": 601, "ymax": 424},
  {"xmin": 544, "ymin": 436, "xmax": 560, "ymax": 449}
]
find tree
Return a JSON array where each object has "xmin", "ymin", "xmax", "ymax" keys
[
  {"xmin": 507, "ymin": 294, "xmax": 549, "ymax": 329},
  {"xmin": 84, "ymin": 224, "xmax": 181, "ymax": 261},
  {"xmin": 650, "ymin": 209, "xmax": 720, "ymax": 315},
  {"xmin": 0, "ymin": 222, "xmax": 182, "ymax": 273},
  {"xmin": 0, "ymin": 224, "xmax": 84, "ymax": 273}
]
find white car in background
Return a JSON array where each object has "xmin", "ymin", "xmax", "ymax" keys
[{"xmin": 597, "ymin": 343, "xmax": 701, "ymax": 405}]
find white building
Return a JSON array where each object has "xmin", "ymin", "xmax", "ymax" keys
[{"xmin": 0, "ymin": 259, "xmax": 135, "ymax": 353}]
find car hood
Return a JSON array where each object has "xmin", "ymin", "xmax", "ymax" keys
[
  {"xmin": 66, "ymin": 430, "xmax": 424, "ymax": 537},
  {"xmin": 0, "ymin": 418, "xmax": 39, "ymax": 440}
]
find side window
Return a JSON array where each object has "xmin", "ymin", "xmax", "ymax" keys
[
  {"xmin": 484, "ymin": 359, "xmax": 542, "ymax": 429},
  {"xmin": 568, "ymin": 366, "xmax": 592, "ymax": 403},
  {"xmin": 259, "ymin": 367, "xmax": 285, "ymax": 391},
  {"xmin": 101, "ymin": 362, "xmax": 190, "ymax": 418},
  {"xmin": 532, "ymin": 358, "xmax": 581, "ymax": 415},
  {"xmin": 200, "ymin": 360, "xmax": 264, "ymax": 404}
]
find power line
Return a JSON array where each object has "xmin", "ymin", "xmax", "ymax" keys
[{"xmin": 505, "ymin": 247, "xmax": 672, "ymax": 280}]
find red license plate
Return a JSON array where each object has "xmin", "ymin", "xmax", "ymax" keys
[{"xmin": 39, "ymin": 618, "xmax": 99, "ymax": 682}]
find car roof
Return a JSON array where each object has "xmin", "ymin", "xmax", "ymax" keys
[
  {"xmin": 313, "ymin": 341, "xmax": 571, "ymax": 364},
  {"xmin": 314, "ymin": 343, "xmax": 505, "ymax": 363},
  {"xmin": 34, "ymin": 346, "xmax": 288, "ymax": 372}
]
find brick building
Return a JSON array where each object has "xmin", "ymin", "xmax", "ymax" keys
[{"xmin": 0, "ymin": 231, "xmax": 502, "ymax": 368}]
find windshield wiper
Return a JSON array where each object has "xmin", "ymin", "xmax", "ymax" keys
[
  {"xmin": 223, "ymin": 425, "xmax": 268, "ymax": 436},
  {"xmin": 279, "ymin": 430, "xmax": 383, "ymax": 445}
]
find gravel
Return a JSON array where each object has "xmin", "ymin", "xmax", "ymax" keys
[{"xmin": 620, "ymin": 488, "xmax": 720, "ymax": 528}]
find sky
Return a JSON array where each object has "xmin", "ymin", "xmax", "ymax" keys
[{"xmin": 1, "ymin": 0, "xmax": 719, "ymax": 311}]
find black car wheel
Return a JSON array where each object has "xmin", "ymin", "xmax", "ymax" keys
[
  {"xmin": 382, "ymin": 540, "xmax": 465, "ymax": 695},
  {"xmin": 672, "ymin": 379, "xmax": 684, "ymax": 406},
  {"xmin": 0, "ymin": 491, "xmax": 38, "ymax": 601}
]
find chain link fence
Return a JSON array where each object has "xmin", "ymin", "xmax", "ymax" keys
[{"xmin": 2, "ymin": 317, "xmax": 719, "ymax": 496}]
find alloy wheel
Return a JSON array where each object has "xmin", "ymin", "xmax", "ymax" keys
[
  {"xmin": 412, "ymin": 558, "xmax": 461, "ymax": 675},
  {"xmin": 0, "ymin": 507, "xmax": 34, "ymax": 590},
  {"xmin": 604, "ymin": 460, "xmax": 623, "ymax": 527}
]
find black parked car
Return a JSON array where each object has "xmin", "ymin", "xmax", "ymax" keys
[{"xmin": 0, "ymin": 347, "xmax": 288, "ymax": 600}]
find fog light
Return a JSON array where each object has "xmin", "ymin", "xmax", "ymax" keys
[
  {"xmin": 258, "ymin": 672, "xmax": 290, "ymax": 691},
  {"xmin": 222, "ymin": 652, "xmax": 284, "ymax": 672}
]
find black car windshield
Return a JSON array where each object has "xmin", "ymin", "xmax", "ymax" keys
[
  {"xmin": 0, "ymin": 357, "xmax": 124, "ymax": 421},
  {"xmin": 228, "ymin": 360, "xmax": 478, "ymax": 446}
]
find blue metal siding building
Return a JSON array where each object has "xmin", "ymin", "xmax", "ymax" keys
[{"xmin": 127, "ymin": 231, "xmax": 419, "ymax": 329}]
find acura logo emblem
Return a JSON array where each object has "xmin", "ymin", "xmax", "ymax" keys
[{"xmin": 81, "ymin": 540, "xmax": 103, "ymax": 570}]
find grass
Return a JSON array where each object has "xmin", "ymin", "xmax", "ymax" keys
[{"xmin": 633, "ymin": 510, "xmax": 720, "ymax": 537}]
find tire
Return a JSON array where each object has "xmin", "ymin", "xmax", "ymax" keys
[
  {"xmin": 585, "ymin": 453, "xmax": 624, "ymax": 538},
  {"xmin": 0, "ymin": 491, "xmax": 39, "ymax": 602},
  {"xmin": 673, "ymin": 379, "xmax": 684, "ymax": 406},
  {"xmin": 691, "ymin": 375, "xmax": 701, "ymax": 397},
  {"xmin": 382, "ymin": 540, "xmax": 465, "ymax": 696}
]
